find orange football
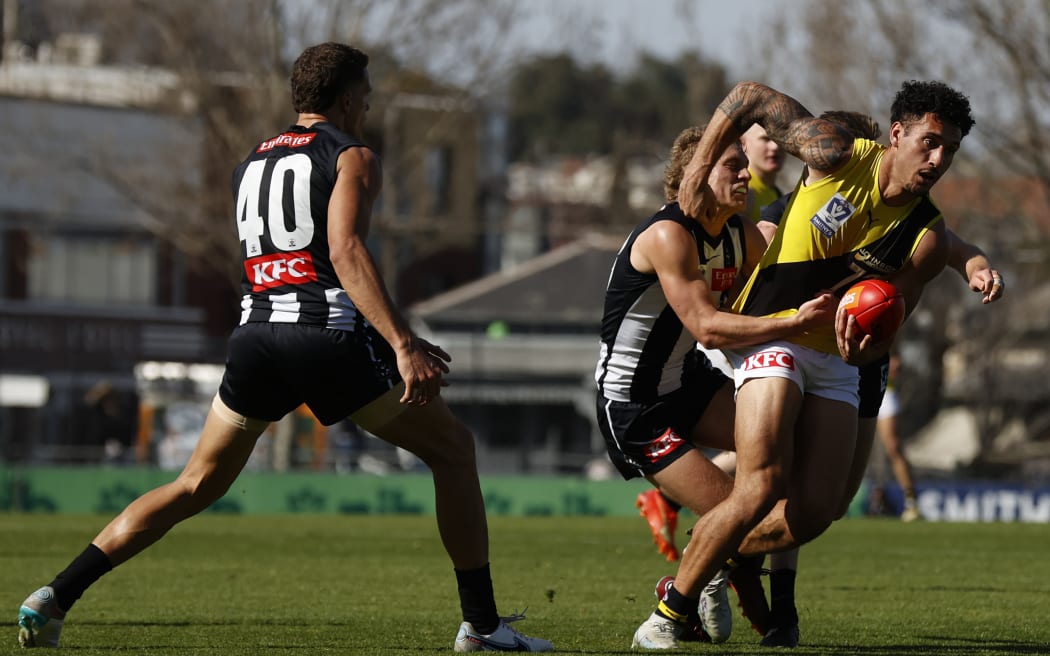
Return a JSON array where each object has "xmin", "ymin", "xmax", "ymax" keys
[{"xmin": 839, "ymin": 279, "xmax": 905, "ymax": 343}]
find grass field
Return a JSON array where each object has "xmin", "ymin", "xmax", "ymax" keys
[{"xmin": 2, "ymin": 513, "xmax": 1048, "ymax": 655}]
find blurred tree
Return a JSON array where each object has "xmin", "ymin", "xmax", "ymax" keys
[
  {"xmin": 507, "ymin": 50, "xmax": 730, "ymax": 162},
  {"xmin": 614, "ymin": 52, "xmax": 729, "ymax": 155},
  {"xmin": 507, "ymin": 53, "xmax": 616, "ymax": 160}
]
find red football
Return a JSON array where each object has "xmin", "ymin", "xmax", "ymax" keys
[{"xmin": 839, "ymin": 279, "xmax": 905, "ymax": 343}]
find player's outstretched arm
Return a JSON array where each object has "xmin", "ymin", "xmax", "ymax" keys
[
  {"xmin": 633, "ymin": 220, "xmax": 836, "ymax": 350},
  {"xmin": 946, "ymin": 230, "xmax": 1004, "ymax": 303}
]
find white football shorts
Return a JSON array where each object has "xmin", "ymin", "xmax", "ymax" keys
[{"xmin": 724, "ymin": 340, "xmax": 860, "ymax": 408}]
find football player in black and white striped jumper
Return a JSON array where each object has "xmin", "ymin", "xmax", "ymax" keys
[{"xmin": 17, "ymin": 42, "xmax": 551, "ymax": 653}]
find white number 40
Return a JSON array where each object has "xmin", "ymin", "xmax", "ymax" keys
[{"xmin": 236, "ymin": 153, "xmax": 315, "ymax": 256}]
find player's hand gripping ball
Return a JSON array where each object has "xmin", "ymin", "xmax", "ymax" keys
[{"xmin": 839, "ymin": 279, "xmax": 905, "ymax": 343}]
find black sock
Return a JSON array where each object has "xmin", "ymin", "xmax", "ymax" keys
[
  {"xmin": 655, "ymin": 584, "xmax": 695, "ymax": 623},
  {"xmin": 455, "ymin": 564, "xmax": 499, "ymax": 634},
  {"xmin": 49, "ymin": 544, "xmax": 113, "ymax": 612},
  {"xmin": 769, "ymin": 569, "xmax": 798, "ymax": 623},
  {"xmin": 659, "ymin": 491, "xmax": 682, "ymax": 513},
  {"xmin": 727, "ymin": 553, "xmax": 763, "ymax": 571}
]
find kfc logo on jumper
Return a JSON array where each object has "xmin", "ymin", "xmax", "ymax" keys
[
  {"xmin": 644, "ymin": 428, "xmax": 685, "ymax": 463},
  {"xmin": 246, "ymin": 250, "xmax": 317, "ymax": 291},
  {"xmin": 257, "ymin": 132, "xmax": 316, "ymax": 152},
  {"xmin": 743, "ymin": 350, "xmax": 795, "ymax": 371}
]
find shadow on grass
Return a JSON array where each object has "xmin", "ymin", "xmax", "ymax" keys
[
  {"xmin": 547, "ymin": 641, "xmax": 1050, "ymax": 656},
  {"xmin": 742, "ymin": 642, "xmax": 1050, "ymax": 656}
]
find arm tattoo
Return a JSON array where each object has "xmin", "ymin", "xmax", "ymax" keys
[
  {"xmin": 716, "ymin": 81, "xmax": 852, "ymax": 173},
  {"xmin": 784, "ymin": 122, "xmax": 854, "ymax": 171}
]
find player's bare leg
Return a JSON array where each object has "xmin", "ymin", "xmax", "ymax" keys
[
  {"xmin": 95, "ymin": 402, "xmax": 268, "ymax": 564},
  {"xmin": 737, "ymin": 395, "xmax": 859, "ymax": 554},
  {"xmin": 366, "ymin": 395, "xmax": 488, "ymax": 569},
  {"xmin": 365, "ymin": 391, "xmax": 553, "ymax": 651},
  {"xmin": 838, "ymin": 417, "xmax": 878, "ymax": 519},
  {"xmin": 878, "ymin": 414, "xmax": 920, "ymax": 521},
  {"xmin": 19, "ymin": 398, "xmax": 268, "ymax": 648},
  {"xmin": 634, "ymin": 384, "xmax": 738, "ymax": 563},
  {"xmin": 655, "ymin": 382, "xmax": 737, "ymax": 514},
  {"xmin": 636, "ymin": 377, "xmax": 799, "ymax": 648},
  {"xmin": 651, "ymin": 454, "xmax": 734, "ymax": 522}
]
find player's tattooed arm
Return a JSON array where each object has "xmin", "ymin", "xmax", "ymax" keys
[
  {"xmin": 780, "ymin": 120, "xmax": 854, "ymax": 174},
  {"xmin": 679, "ymin": 81, "xmax": 851, "ymax": 219},
  {"xmin": 717, "ymin": 82, "xmax": 855, "ymax": 175}
]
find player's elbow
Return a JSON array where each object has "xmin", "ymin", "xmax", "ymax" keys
[
  {"xmin": 731, "ymin": 81, "xmax": 769, "ymax": 99},
  {"xmin": 694, "ymin": 327, "xmax": 730, "ymax": 351},
  {"xmin": 329, "ymin": 236, "xmax": 367, "ymax": 269}
]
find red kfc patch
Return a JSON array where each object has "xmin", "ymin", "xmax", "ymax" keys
[
  {"xmin": 245, "ymin": 250, "xmax": 317, "ymax": 291},
  {"xmin": 742, "ymin": 350, "xmax": 795, "ymax": 371},
  {"xmin": 644, "ymin": 428, "xmax": 686, "ymax": 463}
]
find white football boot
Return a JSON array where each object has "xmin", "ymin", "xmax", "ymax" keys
[
  {"xmin": 631, "ymin": 611, "xmax": 681, "ymax": 650},
  {"xmin": 698, "ymin": 566, "xmax": 732, "ymax": 643},
  {"xmin": 18, "ymin": 586, "xmax": 66, "ymax": 648},
  {"xmin": 454, "ymin": 611, "xmax": 553, "ymax": 652}
]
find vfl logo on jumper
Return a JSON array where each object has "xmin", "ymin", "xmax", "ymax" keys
[
  {"xmin": 256, "ymin": 132, "xmax": 316, "ymax": 152},
  {"xmin": 245, "ymin": 250, "xmax": 317, "ymax": 291},
  {"xmin": 743, "ymin": 351, "xmax": 795, "ymax": 371},
  {"xmin": 810, "ymin": 193, "xmax": 856, "ymax": 238},
  {"xmin": 644, "ymin": 428, "xmax": 685, "ymax": 463}
]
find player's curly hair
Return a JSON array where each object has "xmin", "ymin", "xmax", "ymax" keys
[
  {"xmin": 819, "ymin": 110, "xmax": 881, "ymax": 141},
  {"xmin": 890, "ymin": 80, "xmax": 974, "ymax": 137},
  {"xmin": 663, "ymin": 124, "xmax": 707, "ymax": 202},
  {"xmin": 291, "ymin": 42, "xmax": 369, "ymax": 114}
]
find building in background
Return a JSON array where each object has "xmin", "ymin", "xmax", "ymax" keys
[
  {"xmin": 410, "ymin": 234, "xmax": 621, "ymax": 475},
  {"xmin": 0, "ymin": 28, "xmax": 229, "ymax": 464}
]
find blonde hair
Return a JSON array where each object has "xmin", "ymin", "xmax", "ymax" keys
[{"xmin": 663, "ymin": 124, "xmax": 707, "ymax": 202}]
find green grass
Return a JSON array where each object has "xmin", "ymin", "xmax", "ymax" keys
[{"xmin": 1, "ymin": 514, "xmax": 1048, "ymax": 654}]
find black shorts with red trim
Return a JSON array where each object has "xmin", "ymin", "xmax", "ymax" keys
[
  {"xmin": 218, "ymin": 321, "xmax": 400, "ymax": 426},
  {"xmin": 596, "ymin": 357, "xmax": 730, "ymax": 481}
]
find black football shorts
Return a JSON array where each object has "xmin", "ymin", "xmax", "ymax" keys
[
  {"xmin": 218, "ymin": 321, "xmax": 400, "ymax": 426},
  {"xmin": 597, "ymin": 355, "xmax": 730, "ymax": 481},
  {"xmin": 856, "ymin": 353, "xmax": 891, "ymax": 419}
]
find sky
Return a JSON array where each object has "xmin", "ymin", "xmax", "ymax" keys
[{"xmin": 513, "ymin": 0, "xmax": 783, "ymax": 79}]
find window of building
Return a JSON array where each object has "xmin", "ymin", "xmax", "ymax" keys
[
  {"xmin": 425, "ymin": 145, "xmax": 453, "ymax": 215},
  {"xmin": 27, "ymin": 233, "xmax": 157, "ymax": 305}
]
